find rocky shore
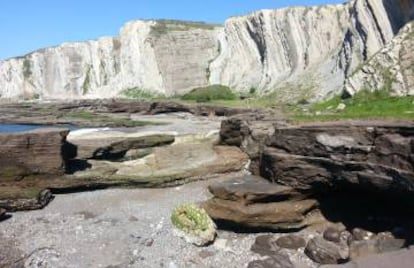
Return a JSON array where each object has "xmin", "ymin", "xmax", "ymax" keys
[{"xmin": 1, "ymin": 100, "xmax": 414, "ymax": 267}]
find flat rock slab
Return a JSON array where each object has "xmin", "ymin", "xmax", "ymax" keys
[
  {"xmin": 208, "ymin": 175, "xmax": 305, "ymax": 205},
  {"xmin": 201, "ymin": 197, "xmax": 319, "ymax": 230},
  {"xmin": 68, "ymin": 131, "xmax": 175, "ymax": 159}
]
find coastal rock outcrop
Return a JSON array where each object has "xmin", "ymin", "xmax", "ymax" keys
[
  {"xmin": 0, "ymin": 128, "xmax": 70, "ymax": 178},
  {"xmin": 221, "ymin": 117, "xmax": 414, "ymax": 200},
  {"xmin": 1, "ymin": 0, "xmax": 413, "ymax": 101},
  {"xmin": 261, "ymin": 122, "xmax": 414, "ymax": 198},
  {"xmin": 201, "ymin": 175, "xmax": 320, "ymax": 230}
]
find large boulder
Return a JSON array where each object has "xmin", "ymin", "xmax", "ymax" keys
[
  {"xmin": 202, "ymin": 175, "xmax": 318, "ymax": 230},
  {"xmin": 207, "ymin": 175, "xmax": 304, "ymax": 205},
  {"xmin": 250, "ymin": 121, "xmax": 414, "ymax": 200},
  {"xmin": 305, "ymin": 237, "xmax": 348, "ymax": 264},
  {"xmin": 0, "ymin": 128, "xmax": 70, "ymax": 179}
]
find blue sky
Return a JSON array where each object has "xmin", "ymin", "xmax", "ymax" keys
[{"xmin": 0, "ymin": 0, "xmax": 345, "ymax": 60}]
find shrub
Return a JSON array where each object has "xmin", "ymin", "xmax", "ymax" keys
[{"xmin": 181, "ymin": 85, "xmax": 237, "ymax": 103}]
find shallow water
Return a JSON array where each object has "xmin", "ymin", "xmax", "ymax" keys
[{"xmin": 0, "ymin": 124, "xmax": 75, "ymax": 133}]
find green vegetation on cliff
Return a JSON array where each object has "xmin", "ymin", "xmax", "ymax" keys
[
  {"xmin": 121, "ymin": 87, "xmax": 165, "ymax": 100},
  {"xmin": 181, "ymin": 85, "xmax": 237, "ymax": 103},
  {"xmin": 293, "ymin": 89, "xmax": 414, "ymax": 121}
]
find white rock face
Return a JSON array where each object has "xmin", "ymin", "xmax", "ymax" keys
[
  {"xmin": 344, "ymin": 22, "xmax": 414, "ymax": 96},
  {"xmin": 0, "ymin": 21, "xmax": 221, "ymax": 99},
  {"xmin": 0, "ymin": 0, "xmax": 413, "ymax": 101}
]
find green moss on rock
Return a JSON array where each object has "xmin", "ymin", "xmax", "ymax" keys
[{"xmin": 171, "ymin": 203, "xmax": 216, "ymax": 246}]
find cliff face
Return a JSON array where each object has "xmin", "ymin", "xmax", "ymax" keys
[
  {"xmin": 344, "ymin": 22, "xmax": 414, "ymax": 96},
  {"xmin": 0, "ymin": 21, "xmax": 221, "ymax": 99},
  {"xmin": 0, "ymin": 0, "xmax": 413, "ymax": 101}
]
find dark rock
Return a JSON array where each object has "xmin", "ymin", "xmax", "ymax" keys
[
  {"xmin": 275, "ymin": 235, "xmax": 306, "ymax": 249},
  {"xmin": 251, "ymin": 235, "xmax": 279, "ymax": 256},
  {"xmin": 0, "ymin": 128, "xmax": 70, "ymax": 179},
  {"xmin": 202, "ymin": 197, "xmax": 319, "ymax": 230},
  {"xmin": 321, "ymin": 246, "xmax": 414, "ymax": 268},
  {"xmin": 352, "ymin": 228, "xmax": 375, "ymax": 241},
  {"xmin": 0, "ymin": 189, "xmax": 53, "ymax": 211},
  {"xmin": 145, "ymin": 238, "xmax": 154, "ymax": 247},
  {"xmin": 219, "ymin": 115, "xmax": 279, "ymax": 174},
  {"xmin": 305, "ymin": 237, "xmax": 347, "ymax": 264},
  {"xmin": 324, "ymin": 227, "xmax": 343, "ymax": 243},
  {"xmin": 207, "ymin": 175, "xmax": 305, "ymax": 205},
  {"xmin": 247, "ymin": 253, "xmax": 294, "ymax": 268},
  {"xmin": 0, "ymin": 208, "xmax": 6, "ymax": 219},
  {"xmin": 220, "ymin": 119, "xmax": 414, "ymax": 200}
]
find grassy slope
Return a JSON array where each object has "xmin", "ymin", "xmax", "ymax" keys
[{"xmin": 292, "ymin": 90, "xmax": 414, "ymax": 122}]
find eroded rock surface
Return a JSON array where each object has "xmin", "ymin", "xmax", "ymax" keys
[
  {"xmin": 202, "ymin": 175, "xmax": 318, "ymax": 230},
  {"xmin": 0, "ymin": 128, "xmax": 70, "ymax": 178},
  {"xmin": 0, "ymin": 113, "xmax": 249, "ymax": 211},
  {"xmin": 222, "ymin": 117, "xmax": 414, "ymax": 200}
]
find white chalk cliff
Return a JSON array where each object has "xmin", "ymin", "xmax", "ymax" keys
[{"xmin": 0, "ymin": 0, "xmax": 413, "ymax": 101}]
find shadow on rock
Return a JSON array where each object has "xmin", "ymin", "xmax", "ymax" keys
[
  {"xmin": 315, "ymin": 189, "xmax": 414, "ymax": 246},
  {"xmin": 64, "ymin": 159, "xmax": 92, "ymax": 174}
]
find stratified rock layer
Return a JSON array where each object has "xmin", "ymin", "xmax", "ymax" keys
[
  {"xmin": 221, "ymin": 117, "xmax": 414, "ymax": 200},
  {"xmin": 0, "ymin": 128, "xmax": 70, "ymax": 179},
  {"xmin": 201, "ymin": 175, "xmax": 319, "ymax": 230},
  {"xmin": 345, "ymin": 22, "xmax": 414, "ymax": 96}
]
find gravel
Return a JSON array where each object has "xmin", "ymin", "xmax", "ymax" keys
[{"xmin": 1, "ymin": 174, "xmax": 266, "ymax": 268}]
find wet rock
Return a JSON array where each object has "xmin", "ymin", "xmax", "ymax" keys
[
  {"xmin": 207, "ymin": 175, "xmax": 304, "ymax": 205},
  {"xmin": 352, "ymin": 228, "xmax": 375, "ymax": 241},
  {"xmin": 202, "ymin": 197, "xmax": 319, "ymax": 230},
  {"xmin": 275, "ymin": 235, "xmax": 306, "ymax": 250},
  {"xmin": 305, "ymin": 237, "xmax": 346, "ymax": 264},
  {"xmin": 251, "ymin": 235, "xmax": 279, "ymax": 256},
  {"xmin": 247, "ymin": 253, "xmax": 294, "ymax": 268}
]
